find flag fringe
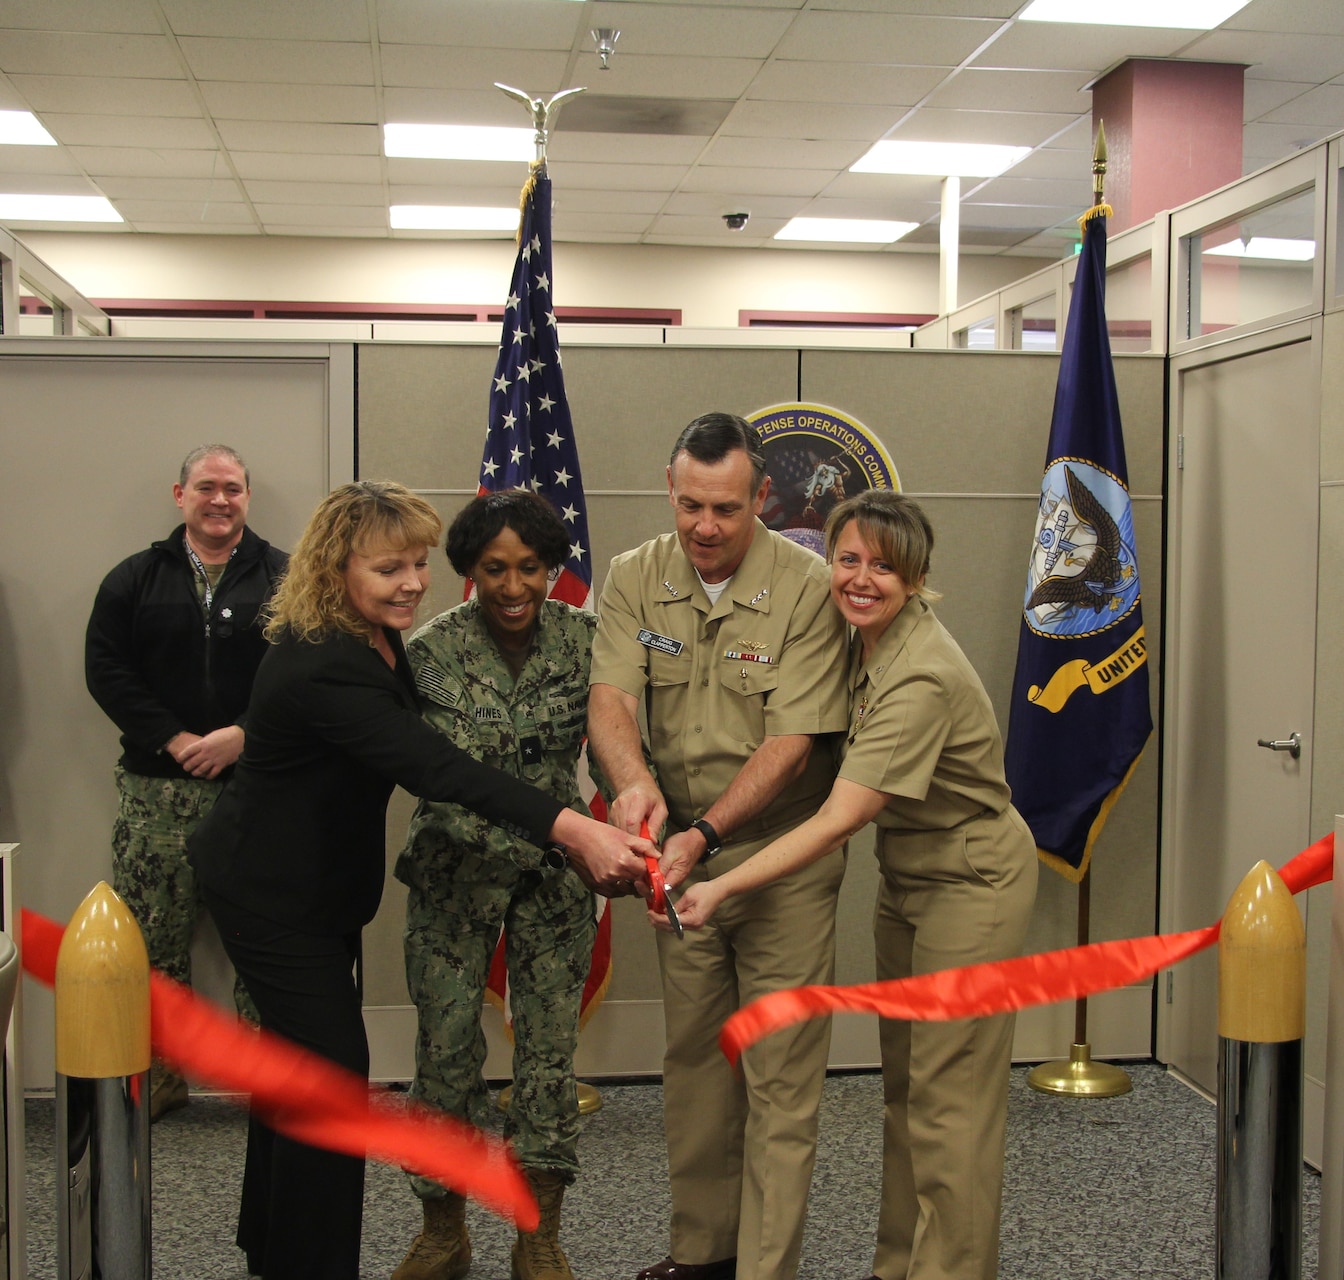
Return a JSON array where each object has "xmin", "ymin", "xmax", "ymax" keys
[
  {"xmin": 1078, "ymin": 202, "xmax": 1113, "ymax": 227},
  {"xmin": 1037, "ymin": 737, "xmax": 1150, "ymax": 884},
  {"xmin": 516, "ymin": 161, "xmax": 544, "ymax": 245}
]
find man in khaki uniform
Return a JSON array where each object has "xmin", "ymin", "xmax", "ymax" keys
[{"xmin": 588, "ymin": 413, "xmax": 849, "ymax": 1280}]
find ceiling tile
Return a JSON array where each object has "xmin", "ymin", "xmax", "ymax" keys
[
  {"xmin": 111, "ymin": 198, "xmax": 255, "ymax": 223},
  {"xmin": 551, "ymin": 210, "xmax": 656, "ymax": 236},
  {"xmin": 1175, "ymin": 30, "xmax": 1344, "ymax": 82},
  {"xmin": 820, "ymin": 170, "xmax": 945, "ymax": 201},
  {"xmin": 801, "ymin": 194, "xmax": 941, "ymax": 221},
  {"xmin": 70, "ymin": 146, "xmax": 227, "ymax": 178},
  {"xmin": 678, "ymin": 165, "xmax": 833, "ymax": 197},
  {"xmin": 160, "ymin": 0, "xmax": 371, "ymax": 41},
  {"xmin": 701, "ymin": 135, "xmax": 870, "ymax": 170},
  {"xmin": 662, "ymin": 191, "xmax": 802, "ymax": 218},
  {"xmin": 375, "ymin": 0, "xmax": 581, "ymax": 50},
  {"xmin": 774, "ymin": 13, "xmax": 1000, "ymax": 66},
  {"xmin": 1008, "ymin": 146, "xmax": 1094, "ymax": 181},
  {"xmin": 0, "ymin": 31, "xmax": 182, "ymax": 78},
  {"xmin": 1257, "ymin": 82, "xmax": 1344, "ymax": 126},
  {"xmin": 0, "ymin": 145, "xmax": 83, "ymax": 175},
  {"xmin": 1244, "ymin": 79, "xmax": 1320, "ymax": 119},
  {"xmin": 547, "ymin": 160, "xmax": 692, "ymax": 191},
  {"xmin": 970, "ymin": 175, "xmax": 1093, "ymax": 207},
  {"xmin": 96, "ymin": 174, "xmax": 244, "ymax": 201},
  {"xmin": 1242, "ymin": 118, "xmax": 1339, "ymax": 157},
  {"xmin": 384, "ymin": 157, "xmax": 530, "ymax": 186},
  {"xmin": 1222, "ymin": 0, "xmax": 1344, "ymax": 37},
  {"xmin": 975, "ymin": 23, "xmax": 1190, "ymax": 72},
  {"xmin": 177, "ymin": 37, "xmax": 375, "ymax": 85},
  {"xmin": 746, "ymin": 61, "xmax": 946, "ymax": 106},
  {"xmin": 124, "ymin": 221, "xmax": 258, "ymax": 234},
  {"xmin": 891, "ymin": 107, "xmax": 1080, "ymax": 147},
  {"xmin": 40, "ymin": 113, "xmax": 219, "ymax": 148},
  {"xmin": 380, "ymin": 45, "xmax": 568, "ymax": 93},
  {"xmin": 649, "ymin": 212, "xmax": 781, "ymax": 241},
  {"xmin": 8, "ymin": 74, "xmax": 199, "ymax": 116},
  {"xmin": 548, "ymin": 133, "xmax": 708, "ymax": 165},
  {"xmin": 553, "ymin": 188, "xmax": 667, "ymax": 215},
  {"xmin": 268, "ymin": 224, "xmax": 385, "ymax": 237},
  {"xmin": 960, "ymin": 201, "xmax": 1082, "ymax": 229},
  {"xmin": 387, "ymin": 182, "xmax": 526, "ymax": 204},
  {"xmin": 200, "ymin": 82, "xmax": 378, "ymax": 124},
  {"xmin": 381, "ymin": 86, "xmax": 531, "ymax": 127},
  {"xmin": 213, "ymin": 120, "xmax": 381, "ymax": 154},
  {"xmin": 252, "ymin": 202, "xmax": 389, "ymax": 226},
  {"xmin": 562, "ymin": 95, "xmax": 733, "ymax": 137},
  {"xmin": 230, "ymin": 151, "xmax": 384, "ymax": 182},
  {"xmin": 0, "ymin": 171, "xmax": 99, "ymax": 195},
  {"xmin": 567, "ymin": 56, "xmax": 764, "ymax": 102},
  {"xmin": 721, "ymin": 99, "xmax": 902, "ymax": 142},
  {"xmin": 0, "ymin": 1, "xmax": 162, "ymax": 34},
  {"xmin": 926, "ymin": 68, "xmax": 1092, "ymax": 114},
  {"xmin": 242, "ymin": 179, "xmax": 386, "ymax": 205},
  {"xmin": 813, "ymin": 0, "xmax": 1017, "ymax": 13},
  {"xmin": 585, "ymin": 2, "xmax": 795, "ymax": 59}
]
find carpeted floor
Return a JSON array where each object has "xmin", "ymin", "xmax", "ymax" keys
[{"xmin": 21, "ymin": 1063, "xmax": 1321, "ymax": 1279}]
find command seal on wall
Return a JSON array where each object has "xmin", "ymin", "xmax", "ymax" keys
[{"xmin": 746, "ymin": 403, "xmax": 900, "ymax": 557}]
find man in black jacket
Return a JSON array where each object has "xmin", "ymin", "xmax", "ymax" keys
[{"xmin": 85, "ymin": 444, "xmax": 287, "ymax": 1120}]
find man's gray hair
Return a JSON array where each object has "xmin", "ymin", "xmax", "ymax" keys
[{"xmin": 180, "ymin": 444, "xmax": 250, "ymax": 488}]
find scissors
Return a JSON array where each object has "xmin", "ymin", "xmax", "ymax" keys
[{"xmin": 641, "ymin": 821, "xmax": 683, "ymax": 939}]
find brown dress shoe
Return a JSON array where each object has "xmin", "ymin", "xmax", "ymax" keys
[{"xmin": 635, "ymin": 1258, "xmax": 736, "ymax": 1280}]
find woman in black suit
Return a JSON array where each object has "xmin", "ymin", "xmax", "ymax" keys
[{"xmin": 188, "ymin": 480, "xmax": 651, "ymax": 1280}]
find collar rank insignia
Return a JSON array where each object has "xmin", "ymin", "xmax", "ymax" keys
[
  {"xmin": 662, "ymin": 580, "xmax": 681, "ymax": 597},
  {"xmin": 750, "ymin": 587, "xmax": 769, "ymax": 605}
]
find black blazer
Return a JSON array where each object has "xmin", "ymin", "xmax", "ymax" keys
[{"xmin": 188, "ymin": 625, "xmax": 564, "ymax": 935}]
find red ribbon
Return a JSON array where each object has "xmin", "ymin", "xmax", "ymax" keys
[
  {"xmin": 720, "ymin": 833, "xmax": 1335, "ymax": 1069},
  {"xmin": 21, "ymin": 908, "xmax": 539, "ymax": 1232}
]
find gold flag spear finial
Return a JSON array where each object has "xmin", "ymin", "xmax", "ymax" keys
[{"xmin": 1080, "ymin": 120, "xmax": 1113, "ymax": 227}]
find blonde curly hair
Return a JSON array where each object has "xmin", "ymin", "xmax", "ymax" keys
[{"xmin": 265, "ymin": 480, "xmax": 443, "ymax": 644}]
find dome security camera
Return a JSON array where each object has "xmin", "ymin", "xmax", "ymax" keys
[{"xmin": 723, "ymin": 211, "xmax": 751, "ymax": 230}]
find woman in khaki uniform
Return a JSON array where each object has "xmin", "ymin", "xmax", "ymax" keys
[{"xmin": 664, "ymin": 489, "xmax": 1037, "ymax": 1280}]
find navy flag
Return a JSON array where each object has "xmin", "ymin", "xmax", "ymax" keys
[
  {"xmin": 1003, "ymin": 212, "xmax": 1153, "ymax": 883},
  {"xmin": 479, "ymin": 163, "xmax": 592, "ymax": 607}
]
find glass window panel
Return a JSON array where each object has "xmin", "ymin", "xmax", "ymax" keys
[
  {"xmin": 1188, "ymin": 187, "xmax": 1316, "ymax": 339},
  {"xmin": 956, "ymin": 317, "xmax": 996, "ymax": 349},
  {"xmin": 1015, "ymin": 294, "xmax": 1057, "ymax": 351},
  {"xmin": 1104, "ymin": 254, "xmax": 1153, "ymax": 352}
]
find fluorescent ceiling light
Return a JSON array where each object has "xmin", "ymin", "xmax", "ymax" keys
[
  {"xmin": 775, "ymin": 217, "xmax": 918, "ymax": 244},
  {"xmin": 390, "ymin": 205, "xmax": 520, "ymax": 231},
  {"xmin": 1205, "ymin": 236, "xmax": 1315, "ymax": 261},
  {"xmin": 1019, "ymin": 0, "xmax": 1250, "ymax": 28},
  {"xmin": 0, "ymin": 110, "xmax": 56, "ymax": 146},
  {"xmin": 851, "ymin": 141, "xmax": 1030, "ymax": 178},
  {"xmin": 0, "ymin": 194, "xmax": 121, "ymax": 222},
  {"xmin": 384, "ymin": 123, "xmax": 533, "ymax": 162}
]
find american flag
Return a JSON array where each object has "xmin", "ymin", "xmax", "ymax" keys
[
  {"xmin": 481, "ymin": 163, "xmax": 612, "ymax": 1030},
  {"xmin": 479, "ymin": 165, "xmax": 592, "ymax": 608}
]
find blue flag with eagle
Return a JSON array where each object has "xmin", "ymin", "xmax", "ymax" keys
[
  {"xmin": 1003, "ymin": 212, "xmax": 1152, "ymax": 883},
  {"xmin": 479, "ymin": 164, "xmax": 592, "ymax": 607}
]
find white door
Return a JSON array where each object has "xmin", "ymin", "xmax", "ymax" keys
[{"xmin": 1159, "ymin": 320, "xmax": 1319, "ymax": 1095}]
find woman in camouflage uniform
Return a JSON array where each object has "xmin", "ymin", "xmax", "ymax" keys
[{"xmin": 393, "ymin": 490, "xmax": 599, "ymax": 1280}]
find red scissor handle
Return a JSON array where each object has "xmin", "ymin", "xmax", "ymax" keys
[{"xmin": 640, "ymin": 821, "xmax": 667, "ymax": 913}]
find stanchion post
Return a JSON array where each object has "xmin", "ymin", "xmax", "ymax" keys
[
  {"xmin": 54, "ymin": 882, "xmax": 152, "ymax": 1280},
  {"xmin": 1217, "ymin": 859, "xmax": 1304, "ymax": 1280}
]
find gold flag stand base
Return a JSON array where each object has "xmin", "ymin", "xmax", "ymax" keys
[
  {"xmin": 1026, "ymin": 1042, "xmax": 1132, "ymax": 1098},
  {"xmin": 497, "ymin": 1081, "xmax": 603, "ymax": 1115}
]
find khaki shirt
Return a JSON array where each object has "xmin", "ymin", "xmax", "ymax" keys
[
  {"xmin": 839, "ymin": 597, "xmax": 1013, "ymax": 833},
  {"xmin": 590, "ymin": 521, "xmax": 848, "ymax": 840}
]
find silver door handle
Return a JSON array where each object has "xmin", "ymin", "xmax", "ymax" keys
[{"xmin": 1256, "ymin": 732, "xmax": 1302, "ymax": 760}]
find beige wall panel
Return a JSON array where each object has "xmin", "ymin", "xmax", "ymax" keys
[
  {"xmin": 0, "ymin": 351, "xmax": 331, "ymax": 1086},
  {"xmin": 1321, "ymin": 310, "xmax": 1344, "ymax": 484},
  {"xmin": 562, "ymin": 347, "xmax": 797, "ymax": 493},
  {"xmin": 798, "ymin": 349, "xmax": 1165, "ymax": 497},
  {"xmin": 358, "ymin": 344, "xmax": 497, "ymax": 488},
  {"xmin": 1308, "ymin": 481, "xmax": 1344, "ymax": 1080}
]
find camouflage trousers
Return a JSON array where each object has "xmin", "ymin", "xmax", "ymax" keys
[
  {"xmin": 111, "ymin": 767, "xmax": 254, "ymax": 1018},
  {"xmin": 403, "ymin": 879, "xmax": 597, "ymax": 1197}
]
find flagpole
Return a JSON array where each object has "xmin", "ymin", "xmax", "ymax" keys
[
  {"xmin": 1026, "ymin": 124, "xmax": 1132, "ymax": 1100},
  {"xmin": 490, "ymin": 80, "xmax": 605, "ymax": 1120}
]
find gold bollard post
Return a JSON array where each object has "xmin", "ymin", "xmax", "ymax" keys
[
  {"xmin": 55, "ymin": 881, "xmax": 152, "ymax": 1280},
  {"xmin": 1216, "ymin": 859, "xmax": 1304, "ymax": 1280}
]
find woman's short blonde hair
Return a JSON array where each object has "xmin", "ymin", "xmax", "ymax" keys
[
  {"xmin": 265, "ymin": 480, "xmax": 443, "ymax": 643},
  {"xmin": 824, "ymin": 489, "xmax": 942, "ymax": 601}
]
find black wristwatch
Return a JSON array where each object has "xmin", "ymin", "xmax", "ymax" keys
[
  {"xmin": 542, "ymin": 843, "xmax": 568, "ymax": 870},
  {"xmin": 690, "ymin": 817, "xmax": 722, "ymax": 862}
]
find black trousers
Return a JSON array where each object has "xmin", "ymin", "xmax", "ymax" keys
[{"xmin": 205, "ymin": 888, "xmax": 368, "ymax": 1280}]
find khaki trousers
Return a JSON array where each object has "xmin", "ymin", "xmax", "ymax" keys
[
  {"xmin": 872, "ymin": 809, "xmax": 1037, "ymax": 1280},
  {"xmin": 657, "ymin": 837, "xmax": 846, "ymax": 1280}
]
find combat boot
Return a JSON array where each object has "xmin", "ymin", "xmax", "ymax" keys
[
  {"xmin": 511, "ymin": 1170, "xmax": 574, "ymax": 1280},
  {"xmin": 391, "ymin": 1193, "xmax": 471, "ymax": 1280}
]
